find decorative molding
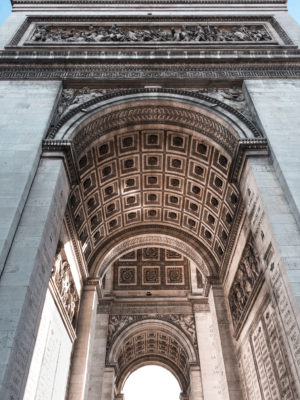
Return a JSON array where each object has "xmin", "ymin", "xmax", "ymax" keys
[
  {"xmin": 10, "ymin": 0, "xmax": 288, "ymax": 5},
  {"xmin": 1, "ymin": 63, "xmax": 299, "ymax": 81},
  {"xmin": 48, "ymin": 87, "xmax": 260, "ymax": 142},
  {"xmin": 64, "ymin": 206, "xmax": 89, "ymax": 279},
  {"xmin": 42, "ymin": 139, "xmax": 79, "ymax": 185},
  {"xmin": 220, "ymin": 199, "xmax": 246, "ymax": 282},
  {"xmin": 229, "ymin": 138, "xmax": 269, "ymax": 184},
  {"xmin": 73, "ymin": 104, "xmax": 237, "ymax": 155}
]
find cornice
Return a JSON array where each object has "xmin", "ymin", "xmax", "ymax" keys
[
  {"xmin": 1, "ymin": 62, "xmax": 300, "ymax": 81},
  {"xmin": 11, "ymin": 0, "xmax": 287, "ymax": 4}
]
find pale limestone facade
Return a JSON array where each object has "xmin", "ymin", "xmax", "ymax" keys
[{"xmin": 0, "ymin": 1, "xmax": 300, "ymax": 399}]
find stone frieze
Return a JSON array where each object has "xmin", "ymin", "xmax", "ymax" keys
[
  {"xmin": 51, "ymin": 251, "xmax": 79, "ymax": 326},
  {"xmin": 107, "ymin": 314, "xmax": 197, "ymax": 349},
  {"xmin": 29, "ymin": 24, "xmax": 272, "ymax": 44},
  {"xmin": 229, "ymin": 235, "xmax": 263, "ymax": 333}
]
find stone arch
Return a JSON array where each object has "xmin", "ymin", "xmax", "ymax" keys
[
  {"xmin": 47, "ymin": 89, "xmax": 261, "ymax": 289},
  {"xmin": 92, "ymin": 231, "xmax": 213, "ymax": 279},
  {"xmin": 106, "ymin": 319, "xmax": 199, "ymax": 396},
  {"xmin": 120, "ymin": 360, "xmax": 183, "ymax": 394},
  {"xmin": 52, "ymin": 88, "xmax": 260, "ymax": 145}
]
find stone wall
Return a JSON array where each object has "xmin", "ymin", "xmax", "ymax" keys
[{"xmin": 23, "ymin": 290, "xmax": 73, "ymax": 400}]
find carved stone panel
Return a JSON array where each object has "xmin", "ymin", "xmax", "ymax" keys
[
  {"xmin": 238, "ymin": 302, "xmax": 299, "ymax": 400},
  {"xmin": 229, "ymin": 235, "xmax": 264, "ymax": 335},
  {"xmin": 51, "ymin": 250, "xmax": 79, "ymax": 328},
  {"xmin": 28, "ymin": 24, "xmax": 273, "ymax": 44},
  {"xmin": 113, "ymin": 248, "xmax": 190, "ymax": 291},
  {"xmin": 107, "ymin": 313, "xmax": 198, "ymax": 351}
]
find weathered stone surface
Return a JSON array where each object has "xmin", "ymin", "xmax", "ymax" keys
[
  {"xmin": 0, "ymin": 81, "xmax": 61, "ymax": 278},
  {"xmin": 245, "ymin": 80, "xmax": 300, "ymax": 231},
  {"xmin": 0, "ymin": 157, "xmax": 69, "ymax": 400},
  {"xmin": 0, "ymin": 3, "xmax": 300, "ymax": 400}
]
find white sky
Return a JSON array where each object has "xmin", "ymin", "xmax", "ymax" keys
[{"xmin": 122, "ymin": 365, "xmax": 181, "ymax": 400}]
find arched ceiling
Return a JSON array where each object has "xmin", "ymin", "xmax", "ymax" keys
[
  {"xmin": 68, "ymin": 125, "xmax": 240, "ymax": 274},
  {"xmin": 115, "ymin": 329, "xmax": 190, "ymax": 391},
  {"xmin": 107, "ymin": 319, "xmax": 198, "ymax": 394},
  {"xmin": 111, "ymin": 247, "xmax": 193, "ymax": 293}
]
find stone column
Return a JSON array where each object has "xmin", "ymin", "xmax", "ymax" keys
[
  {"xmin": 86, "ymin": 300, "xmax": 110, "ymax": 400},
  {"xmin": 189, "ymin": 365, "xmax": 203, "ymax": 400},
  {"xmin": 101, "ymin": 367, "xmax": 116, "ymax": 400},
  {"xmin": 194, "ymin": 306, "xmax": 227, "ymax": 400},
  {"xmin": 67, "ymin": 282, "xmax": 99, "ymax": 400},
  {"xmin": 0, "ymin": 156, "xmax": 69, "ymax": 400},
  {"xmin": 208, "ymin": 286, "xmax": 243, "ymax": 400}
]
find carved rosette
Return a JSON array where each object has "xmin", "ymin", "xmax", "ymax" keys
[{"xmin": 229, "ymin": 235, "xmax": 264, "ymax": 335}]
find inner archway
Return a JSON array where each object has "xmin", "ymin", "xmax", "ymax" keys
[{"xmin": 122, "ymin": 365, "xmax": 181, "ymax": 400}]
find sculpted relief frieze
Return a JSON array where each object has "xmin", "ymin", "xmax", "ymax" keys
[
  {"xmin": 51, "ymin": 251, "xmax": 79, "ymax": 328},
  {"xmin": 55, "ymin": 87, "xmax": 251, "ymax": 122},
  {"xmin": 29, "ymin": 24, "xmax": 272, "ymax": 44},
  {"xmin": 229, "ymin": 235, "xmax": 264, "ymax": 335},
  {"xmin": 107, "ymin": 314, "xmax": 197, "ymax": 350}
]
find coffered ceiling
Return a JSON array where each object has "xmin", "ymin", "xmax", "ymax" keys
[{"xmin": 68, "ymin": 126, "xmax": 240, "ymax": 274}]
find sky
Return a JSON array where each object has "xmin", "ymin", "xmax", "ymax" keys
[
  {"xmin": 0, "ymin": 0, "xmax": 300, "ymax": 26},
  {"xmin": 122, "ymin": 365, "xmax": 181, "ymax": 400}
]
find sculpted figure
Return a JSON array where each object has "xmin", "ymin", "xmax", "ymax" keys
[
  {"xmin": 244, "ymin": 242, "xmax": 260, "ymax": 278},
  {"xmin": 194, "ymin": 25, "xmax": 206, "ymax": 41},
  {"xmin": 108, "ymin": 315, "xmax": 134, "ymax": 337},
  {"xmin": 108, "ymin": 316, "xmax": 119, "ymax": 337},
  {"xmin": 61, "ymin": 262, "xmax": 71, "ymax": 306},
  {"xmin": 222, "ymin": 88, "xmax": 244, "ymax": 102},
  {"xmin": 171, "ymin": 27, "xmax": 181, "ymax": 41},
  {"xmin": 67, "ymin": 282, "xmax": 78, "ymax": 322},
  {"xmin": 31, "ymin": 24, "xmax": 272, "ymax": 44}
]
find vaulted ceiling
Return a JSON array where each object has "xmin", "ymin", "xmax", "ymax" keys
[{"xmin": 68, "ymin": 126, "xmax": 240, "ymax": 274}]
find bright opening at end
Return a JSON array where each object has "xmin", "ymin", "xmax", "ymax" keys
[{"xmin": 122, "ymin": 365, "xmax": 181, "ymax": 400}]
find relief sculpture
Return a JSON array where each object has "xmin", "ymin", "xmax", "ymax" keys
[
  {"xmin": 30, "ymin": 24, "xmax": 272, "ymax": 44},
  {"xmin": 229, "ymin": 235, "xmax": 262, "ymax": 331},
  {"xmin": 51, "ymin": 252, "xmax": 79, "ymax": 325},
  {"xmin": 107, "ymin": 314, "xmax": 197, "ymax": 348}
]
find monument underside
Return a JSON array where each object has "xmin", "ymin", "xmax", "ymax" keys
[{"xmin": 0, "ymin": 1, "xmax": 300, "ymax": 400}]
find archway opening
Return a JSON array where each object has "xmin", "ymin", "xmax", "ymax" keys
[{"xmin": 122, "ymin": 365, "xmax": 182, "ymax": 400}]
